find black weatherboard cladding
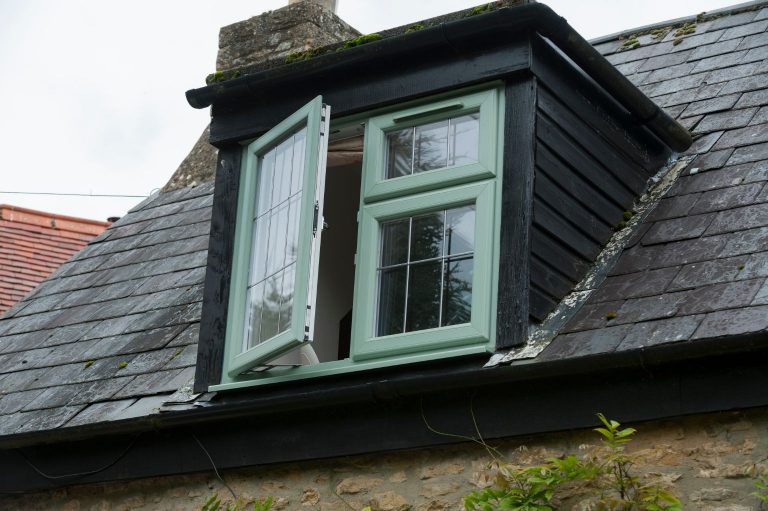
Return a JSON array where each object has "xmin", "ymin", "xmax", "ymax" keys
[{"xmin": 528, "ymin": 36, "xmax": 673, "ymax": 321}]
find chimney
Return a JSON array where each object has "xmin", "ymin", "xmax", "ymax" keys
[
  {"xmin": 164, "ymin": 0, "xmax": 359, "ymax": 192},
  {"xmin": 216, "ymin": 0, "xmax": 359, "ymax": 72}
]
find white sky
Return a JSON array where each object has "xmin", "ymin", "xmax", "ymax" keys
[{"xmin": 0, "ymin": 0, "xmax": 742, "ymax": 221}]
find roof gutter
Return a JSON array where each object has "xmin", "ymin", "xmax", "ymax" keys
[{"xmin": 185, "ymin": 3, "xmax": 691, "ymax": 152}]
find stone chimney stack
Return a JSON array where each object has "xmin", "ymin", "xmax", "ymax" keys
[{"xmin": 164, "ymin": 0, "xmax": 359, "ymax": 192}]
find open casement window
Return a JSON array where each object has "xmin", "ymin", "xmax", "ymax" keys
[{"xmin": 224, "ymin": 96, "xmax": 329, "ymax": 378}]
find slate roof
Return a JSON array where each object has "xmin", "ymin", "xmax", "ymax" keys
[
  {"xmin": 0, "ymin": 184, "xmax": 212, "ymax": 435},
  {"xmin": 0, "ymin": 1, "xmax": 767, "ymax": 439},
  {"xmin": 0, "ymin": 205, "xmax": 109, "ymax": 315}
]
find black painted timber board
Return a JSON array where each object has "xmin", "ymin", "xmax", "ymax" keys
[
  {"xmin": 194, "ymin": 146, "xmax": 241, "ymax": 391},
  {"xmin": 530, "ymin": 230, "xmax": 590, "ymax": 283},
  {"xmin": 209, "ymin": 40, "xmax": 532, "ymax": 146},
  {"xmin": 496, "ymin": 76, "xmax": 536, "ymax": 348}
]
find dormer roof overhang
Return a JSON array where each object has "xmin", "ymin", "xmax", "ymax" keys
[{"xmin": 186, "ymin": 2, "xmax": 692, "ymax": 153}]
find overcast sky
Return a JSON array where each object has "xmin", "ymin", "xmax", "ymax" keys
[{"xmin": 0, "ymin": 0, "xmax": 741, "ymax": 221}]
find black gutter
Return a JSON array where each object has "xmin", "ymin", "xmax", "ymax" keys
[
  {"xmin": 2, "ymin": 330, "xmax": 765, "ymax": 450},
  {"xmin": 185, "ymin": 3, "xmax": 691, "ymax": 152}
]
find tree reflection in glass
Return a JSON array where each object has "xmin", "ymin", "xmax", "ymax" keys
[
  {"xmin": 376, "ymin": 205, "xmax": 475, "ymax": 336},
  {"xmin": 385, "ymin": 112, "xmax": 480, "ymax": 179}
]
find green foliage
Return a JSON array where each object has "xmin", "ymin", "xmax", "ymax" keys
[
  {"xmin": 405, "ymin": 23, "xmax": 425, "ymax": 33},
  {"xmin": 337, "ymin": 33, "xmax": 382, "ymax": 51},
  {"xmin": 117, "ymin": 361, "xmax": 128, "ymax": 369},
  {"xmin": 753, "ymin": 470, "xmax": 768, "ymax": 503},
  {"xmin": 202, "ymin": 494, "xmax": 273, "ymax": 511},
  {"xmin": 673, "ymin": 22, "xmax": 696, "ymax": 37},
  {"xmin": 468, "ymin": 3, "xmax": 494, "ymax": 16},
  {"xmin": 464, "ymin": 415, "xmax": 682, "ymax": 511}
]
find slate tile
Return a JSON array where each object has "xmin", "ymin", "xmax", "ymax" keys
[
  {"xmin": 112, "ymin": 367, "xmax": 195, "ymax": 398},
  {"xmin": 743, "ymin": 161, "xmax": 768, "ymax": 182},
  {"xmin": 737, "ymin": 30, "xmax": 768, "ymax": 49},
  {"xmin": 163, "ymin": 344, "xmax": 197, "ymax": 370},
  {"xmin": 128, "ymin": 288, "xmax": 190, "ymax": 315},
  {"xmin": 685, "ymin": 132, "xmax": 723, "ymax": 154},
  {"xmin": 671, "ymin": 165, "xmax": 749, "ymax": 198},
  {"xmin": 15, "ymin": 405, "xmax": 83, "ymax": 433},
  {"xmin": 644, "ymin": 63, "xmax": 695, "ymax": 84},
  {"xmin": 691, "ymin": 50, "xmax": 748, "ymax": 74},
  {"xmin": 615, "ymin": 60, "xmax": 646, "ymax": 75},
  {"xmin": 611, "ymin": 291, "xmax": 690, "ymax": 325},
  {"xmin": 117, "ymin": 395, "xmax": 168, "ymax": 421},
  {"xmin": 677, "ymin": 278, "xmax": 764, "ymax": 315},
  {"xmin": 735, "ymin": 88, "xmax": 768, "ymax": 108},
  {"xmin": 91, "ymin": 279, "xmax": 149, "ymax": 303},
  {"xmin": 647, "ymin": 193, "xmax": 701, "ymax": 221},
  {"xmin": 642, "ymin": 213, "xmax": 714, "ymax": 245},
  {"xmin": 756, "ymin": 8, "xmax": 768, "ymax": 21},
  {"xmin": 0, "ymin": 388, "xmax": 45, "ymax": 415},
  {"xmin": 744, "ymin": 45, "xmax": 768, "ymax": 62},
  {"xmin": 694, "ymin": 108, "xmax": 758, "ymax": 133},
  {"xmin": 707, "ymin": 202, "xmax": 768, "ymax": 234},
  {"xmin": 663, "ymin": 104, "xmax": 687, "ymax": 119},
  {"xmin": 721, "ymin": 19, "xmax": 768, "ymax": 41},
  {"xmin": 706, "ymin": 60, "xmax": 768, "ymax": 84},
  {"xmin": 691, "ymin": 304, "xmax": 768, "ymax": 339},
  {"xmin": 646, "ymin": 73, "xmax": 706, "ymax": 98},
  {"xmin": 590, "ymin": 267, "xmax": 680, "ymax": 303},
  {"xmin": 595, "ymin": 39, "xmax": 623, "ymax": 56},
  {"xmin": 727, "ymin": 141, "xmax": 768, "ymax": 165},
  {"xmin": 167, "ymin": 323, "xmax": 200, "ymax": 347},
  {"xmin": 679, "ymin": 115, "xmax": 703, "ymax": 131},
  {"xmin": 24, "ymin": 376, "xmax": 133, "ymax": 410},
  {"xmin": 741, "ymin": 250, "xmax": 768, "ymax": 279},
  {"xmin": 64, "ymin": 399, "xmax": 137, "ymax": 428},
  {"xmin": 0, "ymin": 411, "xmax": 29, "ymax": 436},
  {"xmin": 618, "ymin": 315, "xmax": 703, "ymax": 350},
  {"xmin": 81, "ymin": 314, "xmax": 144, "ymax": 340},
  {"xmin": 719, "ymin": 226, "xmax": 768, "ymax": 257},
  {"xmin": 750, "ymin": 106, "xmax": 768, "ymax": 126},
  {"xmin": 122, "ymin": 325, "xmax": 187, "ymax": 353},
  {"xmin": 75, "ymin": 355, "xmax": 136, "ymax": 384},
  {"xmin": 560, "ymin": 300, "xmax": 625, "ymax": 333},
  {"xmin": 709, "ymin": 11, "xmax": 759, "ymax": 31},
  {"xmin": 720, "ymin": 73, "xmax": 768, "ymax": 95},
  {"xmin": 663, "ymin": 83, "xmax": 726, "ymax": 108},
  {"xmin": 41, "ymin": 323, "xmax": 99, "ymax": 348},
  {"xmin": 118, "ymin": 347, "xmax": 179, "ymax": 376},
  {"xmin": 713, "ymin": 123, "xmax": 768, "ymax": 150},
  {"xmin": 638, "ymin": 50, "xmax": 692, "ymax": 72},
  {"xmin": 750, "ymin": 278, "xmax": 768, "ymax": 304},
  {"xmin": 173, "ymin": 267, "xmax": 206, "ymax": 288},
  {"xmin": 537, "ymin": 325, "xmax": 632, "ymax": 361},
  {"xmin": 689, "ymin": 148, "xmax": 735, "ymax": 172},
  {"xmin": 681, "ymin": 94, "xmax": 740, "ymax": 117},
  {"xmin": 689, "ymin": 37, "xmax": 743, "ymax": 61},
  {"xmin": 628, "ymin": 71, "xmax": 651, "ymax": 86},
  {"xmin": 689, "ymin": 182, "xmax": 764, "ymax": 214},
  {"xmin": 668, "ymin": 255, "xmax": 746, "ymax": 291}
]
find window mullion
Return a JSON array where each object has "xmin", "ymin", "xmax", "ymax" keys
[
  {"xmin": 402, "ymin": 217, "xmax": 413, "ymax": 334},
  {"xmin": 438, "ymin": 209, "xmax": 447, "ymax": 328}
]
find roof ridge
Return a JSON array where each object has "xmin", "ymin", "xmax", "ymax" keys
[{"xmin": 589, "ymin": 0, "xmax": 768, "ymax": 44}]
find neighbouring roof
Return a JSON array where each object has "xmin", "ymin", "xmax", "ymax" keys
[
  {"xmin": 0, "ymin": 205, "xmax": 110, "ymax": 315},
  {"xmin": 0, "ymin": 1, "xmax": 767, "ymax": 438}
]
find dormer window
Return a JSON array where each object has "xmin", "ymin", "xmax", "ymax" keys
[{"xmin": 216, "ymin": 87, "xmax": 502, "ymax": 389}]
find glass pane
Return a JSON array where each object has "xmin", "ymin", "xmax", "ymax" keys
[
  {"xmin": 255, "ymin": 151, "xmax": 275, "ymax": 217},
  {"xmin": 278, "ymin": 264, "xmax": 296, "ymax": 332},
  {"xmin": 380, "ymin": 219, "xmax": 409, "ymax": 267},
  {"xmin": 405, "ymin": 260, "xmax": 441, "ymax": 332},
  {"xmin": 445, "ymin": 206, "xmax": 475, "ymax": 255},
  {"xmin": 258, "ymin": 272, "xmax": 283, "ymax": 344},
  {"xmin": 291, "ymin": 128, "xmax": 307, "ymax": 195},
  {"xmin": 410, "ymin": 212, "xmax": 443, "ymax": 262},
  {"xmin": 245, "ymin": 282, "xmax": 265, "ymax": 349},
  {"xmin": 415, "ymin": 119, "xmax": 448, "ymax": 173},
  {"xmin": 284, "ymin": 195, "xmax": 302, "ymax": 266},
  {"xmin": 249, "ymin": 215, "xmax": 271, "ymax": 285},
  {"xmin": 442, "ymin": 256, "xmax": 473, "ymax": 326},
  {"xmin": 376, "ymin": 266, "xmax": 407, "ymax": 336},
  {"xmin": 385, "ymin": 128, "xmax": 414, "ymax": 179},
  {"xmin": 448, "ymin": 113, "xmax": 480, "ymax": 167},
  {"xmin": 245, "ymin": 124, "xmax": 310, "ymax": 352}
]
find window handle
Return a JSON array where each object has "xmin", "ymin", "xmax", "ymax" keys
[{"xmin": 393, "ymin": 102, "xmax": 464, "ymax": 123}]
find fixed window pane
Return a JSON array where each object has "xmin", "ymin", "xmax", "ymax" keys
[
  {"xmin": 405, "ymin": 260, "xmax": 442, "ymax": 332},
  {"xmin": 415, "ymin": 119, "xmax": 449, "ymax": 172},
  {"xmin": 376, "ymin": 266, "xmax": 407, "ymax": 336},
  {"xmin": 375, "ymin": 204, "xmax": 476, "ymax": 337},
  {"xmin": 446, "ymin": 205, "xmax": 475, "ymax": 255},
  {"xmin": 442, "ymin": 256, "xmax": 473, "ymax": 326},
  {"xmin": 385, "ymin": 128, "xmax": 414, "ymax": 179},
  {"xmin": 448, "ymin": 113, "xmax": 480, "ymax": 167}
]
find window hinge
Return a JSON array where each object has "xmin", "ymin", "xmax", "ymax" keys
[
  {"xmin": 356, "ymin": 210, "xmax": 360, "ymax": 223},
  {"xmin": 353, "ymin": 253, "xmax": 358, "ymax": 265}
]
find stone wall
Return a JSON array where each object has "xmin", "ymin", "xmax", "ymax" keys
[{"xmin": 4, "ymin": 408, "xmax": 767, "ymax": 510}]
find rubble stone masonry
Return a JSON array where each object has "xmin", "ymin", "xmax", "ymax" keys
[{"xmin": 5, "ymin": 407, "xmax": 768, "ymax": 510}]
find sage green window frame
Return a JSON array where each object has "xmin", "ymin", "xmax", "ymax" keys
[
  {"xmin": 210, "ymin": 85, "xmax": 503, "ymax": 391},
  {"xmin": 222, "ymin": 96, "xmax": 328, "ymax": 380},
  {"xmin": 362, "ymin": 88, "xmax": 500, "ymax": 203},
  {"xmin": 350, "ymin": 180, "xmax": 496, "ymax": 361}
]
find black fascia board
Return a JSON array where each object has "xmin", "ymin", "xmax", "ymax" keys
[
  {"xmin": 2, "ymin": 334, "xmax": 768, "ymax": 492},
  {"xmin": 185, "ymin": 3, "xmax": 691, "ymax": 152}
]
